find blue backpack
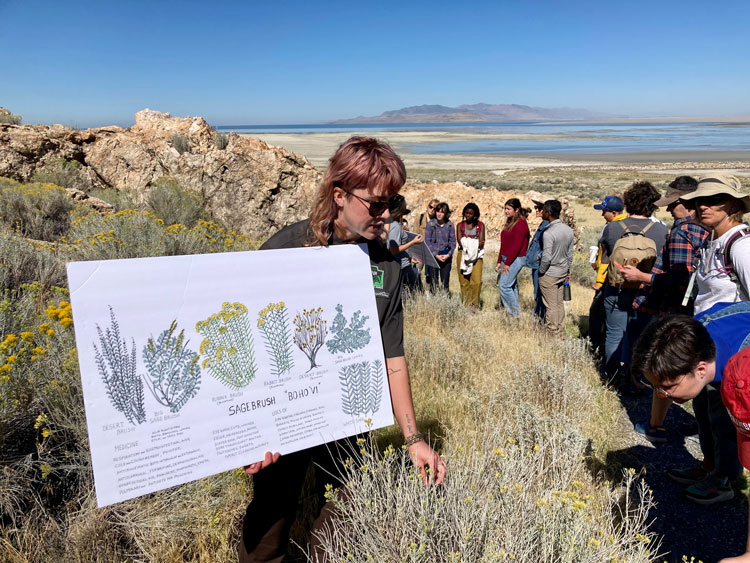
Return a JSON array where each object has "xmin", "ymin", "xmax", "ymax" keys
[{"xmin": 696, "ymin": 301, "xmax": 750, "ymax": 380}]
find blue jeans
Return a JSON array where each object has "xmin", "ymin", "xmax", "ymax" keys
[
  {"xmin": 498, "ymin": 256, "xmax": 524, "ymax": 317},
  {"xmin": 531, "ymin": 267, "xmax": 546, "ymax": 320},
  {"xmin": 603, "ymin": 284, "xmax": 636, "ymax": 378}
]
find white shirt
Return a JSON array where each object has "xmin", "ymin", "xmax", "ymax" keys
[{"xmin": 694, "ymin": 224, "xmax": 750, "ymax": 314}]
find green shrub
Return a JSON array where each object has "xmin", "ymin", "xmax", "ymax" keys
[
  {"xmin": 0, "ymin": 231, "xmax": 67, "ymax": 294},
  {"xmin": 169, "ymin": 133, "xmax": 190, "ymax": 154},
  {"xmin": 0, "ymin": 178, "xmax": 75, "ymax": 240},
  {"xmin": 31, "ymin": 159, "xmax": 83, "ymax": 190},
  {"xmin": 214, "ymin": 130, "xmax": 229, "ymax": 150},
  {"xmin": 0, "ymin": 112, "xmax": 22, "ymax": 125},
  {"xmin": 67, "ymin": 209, "xmax": 255, "ymax": 261},
  {"xmin": 146, "ymin": 176, "xmax": 206, "ymax": 227},
  {"xmin": 88, "ymin": 188, "xmax": 141, "ymax": 211}
]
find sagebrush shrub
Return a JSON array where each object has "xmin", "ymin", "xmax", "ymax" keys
[
  {"xmin": 31, "ymin": 159, "xmax": 83, "ymax": 190},
  {"xmin": 0, "ymin": 178, "xmax": 75, "ymax": 240},
  {"xmin": 146, "ymin": 176, "xmax": 206, "ymax": 227},
  {"xmin": 214, "ymin": 130, "xmax": 229, "ymax": 150},
  {"xmin": 169, "ymin": 133, "xmax": 190, "ymax": 154}
]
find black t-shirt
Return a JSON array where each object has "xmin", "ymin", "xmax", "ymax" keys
[{"xmin": 260, "ymin": 219, "xmax": 405, "ymax": 358}]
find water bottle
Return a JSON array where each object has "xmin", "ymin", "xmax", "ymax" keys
[{"xmin": 563, "ymin": 280, "xmax": 572, "ymax": 302}]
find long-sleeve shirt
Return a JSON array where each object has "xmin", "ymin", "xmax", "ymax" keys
[
  {"xmin": 633, "ymin": 217, "xmax": 710, "ymax": 314},
  {"xmin": 498, "ymin": 219, "xmax": 530, "ymax": 265},
  {"xmin": 425, "ymin": 218, "xmax": 456, "ymax": 257},
  {"xmin": 525, "ymin": 219, "xmax": 549, "ymax": 269},
  {"xmin": 539, "ymin": 219, "xmax": 574, "ymax": 277}
]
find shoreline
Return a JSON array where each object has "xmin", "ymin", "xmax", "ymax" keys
[{"xmin": 243, "ymin": 132, "xmax": 750, "ymax": 174}]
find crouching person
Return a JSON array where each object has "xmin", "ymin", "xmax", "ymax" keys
[{"xmin": 632, "ymin": 303, "xmax": 750, "ymax": 560}]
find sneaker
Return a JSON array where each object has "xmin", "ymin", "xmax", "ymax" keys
[
  {"xmin": 634, "ymin": 422, "xmax": 667, "ymax": 444},
  {"xmin": 684, "ymin": 474, "xmax": 734, "ymax": 505},
  {"xmin": 667, "ymin": 464, "xmax": 709, "ymax": 485}
]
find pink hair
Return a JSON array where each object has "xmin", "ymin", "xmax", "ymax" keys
[{"xmin": 308, "ymin": 137, "xmax": 406, "ymax": 246}]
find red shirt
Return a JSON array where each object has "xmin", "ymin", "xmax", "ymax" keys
[{"xmin": 498, "ymin": 219, "xmax": 530, "ymax": 265}]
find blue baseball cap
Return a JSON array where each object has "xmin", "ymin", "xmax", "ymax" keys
[{"xmin": 593, "ymin": 196, "xmax": 624, "ymax": 212}]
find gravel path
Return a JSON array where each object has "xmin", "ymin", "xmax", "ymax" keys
[{"xmin": 613, "ymin": 389, "xmax": 748, "ymax": 562}]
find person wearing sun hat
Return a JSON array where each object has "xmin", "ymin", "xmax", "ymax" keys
[{"xmin": 680, "ymin": 173, "xmax": 750, "ymax": 315}]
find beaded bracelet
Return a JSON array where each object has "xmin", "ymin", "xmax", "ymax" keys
[{"xmin": 404, "ymin": 432, "xmax": 425, "ymax": 447}]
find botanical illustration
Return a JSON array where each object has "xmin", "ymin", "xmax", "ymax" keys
[
  {"xmin": 338, "ymin": 359, "xmax": 383, "ymax": 416},
  {"xmin": 326, "ymin": 304, "xmax": 371, "ymax": 354},
  {"xmin": 142, "ymin": 321, "xmax": 201, "ymax": 413},
  {"xmin": 293, "ymin": 307, "xmax": 327, "ymax": 371},
  {"xmin": 93, "ymin": 307, "xmax": 146, "ymax": 425},
  {"xmin": 257, "ymin": 302, "xmax": 294, "ymax": 377},
  {"xmin": 196, "ymin": 302, "xmax": 257, "ymax": 389}
]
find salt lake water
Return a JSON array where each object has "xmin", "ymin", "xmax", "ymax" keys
[{"xmin": 217, "ymin": 121, "xmax": 750, "ymax": 155}]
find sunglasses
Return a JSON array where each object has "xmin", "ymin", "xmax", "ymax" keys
[
  {"xmin": 693, "ymin": 194, "xmax": 729, "ymax": 207},
  {"xmin": 341, "ymin": 188, "xmax": 393, "ymax": 217}
]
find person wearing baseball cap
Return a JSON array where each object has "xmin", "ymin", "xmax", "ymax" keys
[
  {"xmin": 632, "ymin": 301, "xmax": 750, "ymax": 508},
  {"xmin": 588, "ymin": 195, "xmax": 627, "ymax": 362},
  {"xmin": 721, "ymin": 348, "xmax": 750, "ymax": 563},
  {"xmin": 594, "ymin": 195, "xmax": 625, "ymax": 214}
]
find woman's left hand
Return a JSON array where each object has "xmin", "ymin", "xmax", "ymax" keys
[
  {"xmin": 502, "ymin": 264, "xmax": 510, "ymax": 274},
  {"xmin": 408, "ymin": 440, "xmax": 447, "ymax": 485}
]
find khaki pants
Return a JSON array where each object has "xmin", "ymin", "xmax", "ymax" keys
[
  {"xmin": 539, "ymin": 274, "xmax": 566, "ymax": 335},
  {"xmin": 456, "ymin": 251, "xmax": 483, "ymax": 307}
]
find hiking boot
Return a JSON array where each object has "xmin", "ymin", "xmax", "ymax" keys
[
  {"xmin": 667, "ymin": 464, "xmax": 709, "ymax": 485},
  {"xmin": 684, "ymin": 474, "xmax": 734, "ymax": 505},
  {"xmin": 634, "ymin": 421, "xmax": 667, "ymax": 444}
]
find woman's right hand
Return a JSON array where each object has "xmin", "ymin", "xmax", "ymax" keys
[{"xmin": 244, "ymin": 451, "xmax": 280, "ymax": 475}]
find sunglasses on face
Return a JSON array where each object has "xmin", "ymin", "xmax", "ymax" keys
[
  {"xmin": 340, "ymin": 188, "xmax": 393, "ymax": 217},
  {"xmin": 694, "ymin": 194, "xmax": 729, "ymax": 207}
]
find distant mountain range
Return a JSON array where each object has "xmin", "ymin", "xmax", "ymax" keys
[{"xmin": 331, "ymin": 103, "xmax": 610, "ymax": 123}]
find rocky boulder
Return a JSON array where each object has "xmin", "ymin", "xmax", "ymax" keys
[{"xmin": 0, "ymin": 110, "xmax": 320, "ymax": 236}]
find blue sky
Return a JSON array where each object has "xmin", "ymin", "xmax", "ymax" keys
[{"xmin": 3, "ymin": 0, "xmax": 750, "ymax": 126}]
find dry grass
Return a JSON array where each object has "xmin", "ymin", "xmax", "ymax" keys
[{"xmin": 0, "ymin": 175, "xmax": 659, "ymax": 561}]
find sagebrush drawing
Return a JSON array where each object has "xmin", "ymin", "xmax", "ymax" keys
[
  {"xmin": 93, "ymin": 307, "xmax": 146, "ymax": 425},
  {"xmin": 142, "ymin": 321, "xmax": 201, "ymax": 413},
  {"xmin": 258, "ymin": 302, "xmax": 294, "ymax": 377},
  {"xmin": 326, "ymin": 304, "xmax": 371, "ymax": 354},
  {"xmin": 339, "ymin": 359, "xmax": 383, "ymax": 416},
  {"xmin": 293, "ymin": 307, "xmax": 327, "ymax": 371},
  {"xmin": 196, "ymin": 302, "xmax": 257, "ymax": 389}
]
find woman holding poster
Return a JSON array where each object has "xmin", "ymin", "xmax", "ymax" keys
[{"xmin": 239, "ymin": 137, "xmax": 446, "ymax": 562}]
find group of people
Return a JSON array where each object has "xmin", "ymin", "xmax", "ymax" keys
[
  {"xmin": 587, "ymin": 174, "xmax": 750, "ymax": 563},
  {"xmin": 391, "ymin": 195, "xmax": 575, "ymax": 335},
  {"xmin": 239, "ymin": 133, "xmax": 750, "ymax": 563}
]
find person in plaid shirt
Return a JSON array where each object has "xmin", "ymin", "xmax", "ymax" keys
[{"xmin": 620, "ymin": 176, "xmax": 709, "ymax": 443}]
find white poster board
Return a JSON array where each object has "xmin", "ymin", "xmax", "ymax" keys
[{"xmin": 67, "ymin": 245, "xmax": 393, "ymax": 507}]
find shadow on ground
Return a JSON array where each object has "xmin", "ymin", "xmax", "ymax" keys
[{"xmin": 600, "ymin": 386, "xmax": 748, "ymax": 562}]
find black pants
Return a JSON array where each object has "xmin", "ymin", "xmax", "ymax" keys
[
  {"xmin": 239, "ymin": 436, "xmax": 360, "ymax": 562},
  {"xmin": 694, "ymin": 382, "xmax": 742, "ymax": 480},
  {"xmin": 427, "ymin": 256, "xmax": 452, "ymax": 293}
]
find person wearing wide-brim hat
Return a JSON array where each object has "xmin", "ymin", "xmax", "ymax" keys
[
  {"xmin": 679, "ymin": 173, "xmax": 750, "ymax": 315},
  {"xmin": 655, "ymin": 173, "xmax": 750, "ymax": 505}
]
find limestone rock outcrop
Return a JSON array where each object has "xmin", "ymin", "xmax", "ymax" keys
[{"xmin": 0, "ymin": 110, "xmax": 320, "ymax": 236}]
